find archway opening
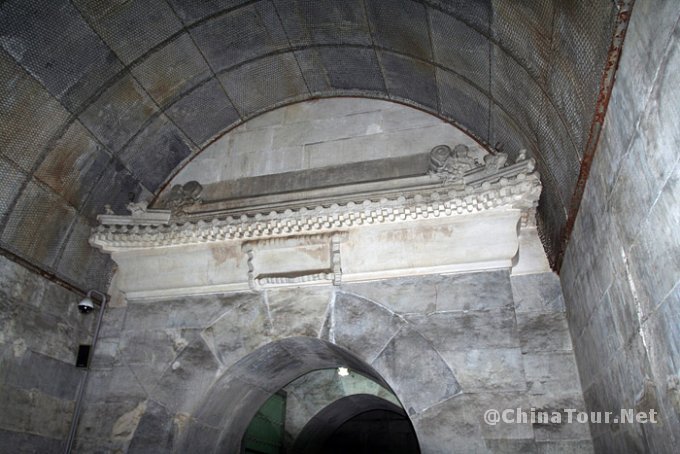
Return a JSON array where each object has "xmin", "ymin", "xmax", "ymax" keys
[{"xmin": 178, "ymin": 337, "xmax": 420, "ymax": 453}]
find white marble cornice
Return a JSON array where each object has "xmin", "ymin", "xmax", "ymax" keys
[
  {"xmin": 91, "ymin": 151, "xmax": 540, "ymax": 252},
  {"xmin": 91, "ymin": 146, "xmax": 548, "ymax": 299}
]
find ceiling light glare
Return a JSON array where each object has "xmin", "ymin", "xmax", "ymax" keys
[{"xmin": 337, "ymin": 367, "xmax": 349, "ymax": 377}]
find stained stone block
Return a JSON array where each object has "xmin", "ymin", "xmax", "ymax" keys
[
  {"xmin": 408, "ymin": 309, "xmax": 519, "ymax": 351},
  {"xmin": 119, "ymin": 114, "xmax": 193, "ymax": 191},
  {"xmin": 166, "ymin": 78, "xmax": 241, "ymax": 146},
  {"xmin": 84, "ymin": 366, "xmax": 147, "ymax": 404},
  {"xmin": 0, "ymin": 0, "xmax": 123, "ymax": 111},
  {"xmin": 438, "ymin": 270, "xmax": 513, "ymax": 311},
  {"xmin": 516, "ymin": 312, "xmax": 572, "ymax": 353},
  {"xmin": 412, "ymin": 395, "xmax": 487, "ymax": 454},
  {"xmin": 131, "ymin": 33, "xmax": 212, "ymax": 107},
  {"xmin": 536, "ymin": 440, "xmax": 594, "ymax": 454},
  {"xmin": 273, "ymin": 0, "xmax": 371, "ymax": 46},
  {"xmin": 79, "ymin": 74, "xmax": 159, "ymax": 154},
  {"xmin": 436, "ymin": 67, "xmax": 489, "ymax": 139},
  {"xmin": 439, "ymin": 348, "xmax": 526, "ymax": 392},
  {"xmin": 341, "ymin": 276, "xmax": 436, "ymax": 314},
  {"xmin": 372, "ymin": 326, "xmax": 460, "ymax": 414},
  {"xmin": 77, "ymin": 398, "xmax": 146, "ymax": 442},
  {"xmin": 484, "ymin": 439, "xmax": 538, "ymax": 453},
  {"xmin": 79, "ymin": 165, "xmax": 145, "ymax": 219},
  {"xmin": 0, "ymin": 349, "xmax": 81, "ymax": 400},
  {"xmin": 523, "ymin": 352, "xmax": 581, "ymax": 395},
  {"xmin": 190, "ymin": 2, "xmax": 289, "ymax": 72},
  {"xmin": 493, "ymin": 0, "xmax": 552, "ymax": 83},
  {"xmin": 166, "ymin": 0, "xmax": 251, "ymax": 24},
  {"xmin": 293, "ymin": 49, "xmax": 331, "ymax": 93},
  {"xmin": 0, "ymin": 296, "xmax": 81, "ymax": 364},
  {"xmin": 428, "ymin": 0, "xmax": 491, "ymax": 32},
  {"xmin": 628, "ymin": 165, "xmax": 680, "ymax": 310},
  {"xmin": 316, "ymin": 47, "xmax": 386, "ymax": 92},
  {"xmin": 55, "ymin": 216, "xmax": 114, "ymax": 291},
  {"xmin": 0, "ymin": 255, "xmax": 44, "ymax": 308},
  {"xmin": 98, "ymin": 306, "xmax": 127, "ymax": 340},
  {"xmin": 330, "ymin": 292, "xmax": 405, "ymax": 363},
  {"xmin": 0, "ymin": 384, "xmax": 73, "ymax": 439},
  {"xmin": 0, "ymin": 156, "xmax": 26, "ymax": 219},
  {"xmin": 265, "ymin": 287, "xmax": 332, "ymax": 339},
  {"xmin": 511, "ymin": 272, "xmax": 565, "ymax": 313},
  {"xmin": 90, "ymin": 338, "xmax": 120, "ymax": 370},
  {"xmin": 150, "ymin": 338, "xmax": 220, "ymax": 414},
  {"xmin": 124, "ymin": 293, "xmax": 258, "ymax": 332},
  {"xmin": 0, "ymin": 430, "xmax": 63, "ymax": 454},
  {"xmin": 73, "ymin": 0, "xmax": 183, "ymax": 64},
  {"xmin": 414, "ymin": 392, "xmax": 535, "ymax": 452},
  {"xmin": 203, "ymin": 295, "xmax": 272, "ymax": 368},
  {"xmin": 378, "ymin": 51, "xmax": 438, "ymax": 110},
  {"xmin": 35, "ymin": 120, "xmax": 109, "ymax": 210},
  {"xmin": 128, "ymin": 400, "xmax": 175, "ymax": 453},
  {"xmin": 430, "ymin": 8, "xmax": 490, "ymax": 83},
  {"xmin": 365, "ymin": 0, "xmax": 431, "ymax": 59},
  {"xmin": 175, "ymin": 419, "xmax": 222, "ymax": 454},
  {"xmin": 529, "ymin": 392, "xmax": 591, "ymax": 442},
  {"xmin": 219, "ymin": 53, "xmax": 308, "ymax": 117},
  {"xmin": 0, "ymin": 52, "xmax": 71, "ymax": 173}
]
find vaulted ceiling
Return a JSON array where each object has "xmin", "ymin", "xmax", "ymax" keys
[{"xmin": 0, "ymin": 0, "xmax": 625, "ymax": 290}]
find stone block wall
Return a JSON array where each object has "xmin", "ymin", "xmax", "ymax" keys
[
  {"xmin": 169, "ymin": 98, "xmax": 486, "ymax": 188},
  {"xmin": 559, "ymin": 1, "xmax": 680, "ymax": 452},
  {"xmin": 76, "ymin": 269, "xmax": 592, "ymax": 453},
  {"xmin": 0, "ymin": 255, "xmax": 94, "ymax": 452}
]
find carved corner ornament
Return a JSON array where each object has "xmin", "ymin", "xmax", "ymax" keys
[
  {"xmin": 167, "ymin": 181, "xmax": 203, "ymax": 217},
  {"xmin": 428, "ymin": 144, "xmax": 479, "ymax": 184}
]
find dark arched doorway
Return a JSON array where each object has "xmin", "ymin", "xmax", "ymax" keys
[{"xmin": 176, "ymin": 337, "xmax": 420, "ymax": 453}]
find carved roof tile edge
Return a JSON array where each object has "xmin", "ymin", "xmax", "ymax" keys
[{"xmin": 90, "ymin": 148, "xmax": 541, "ymax": 251}]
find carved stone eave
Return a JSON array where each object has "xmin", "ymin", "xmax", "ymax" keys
[
  {"xmin": 91, "ymin": 158, "xmax": 540, "ymax": 251},
  {"xmin": 91, "ymin": 148, "xmax": 547, "ymax": 299}
]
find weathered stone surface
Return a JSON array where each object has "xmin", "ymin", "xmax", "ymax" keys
[
  {"xmin": 127, "ymin": 400, "xmax": 175, "ymax": 453},
  {"xmin": 528, "ymin": 392, "xmax": 591, "ymax": 442},
  {"xmin": 511, "ymin": 272, "xmax": 565, "ymax": 313},
  {"xmin": 78, "ymin": 74, "xmax": 158, "ymax": 153},
  {"xmin": 76, "ymin": 398, "xmax": 146, "ymax": 444},
  {"xmin": 119, "ymin": 328, "xmax": 200, "ymax": 393},
  {"xmin": 0, "ymin": 348, "xmax": 82, "ymax": 400},
  {"xmin": 536, "ymin": 440, "xmax": 594, "ymax": 454},
  {"xmin": 203, "ymin": 296, "xmax": 272, "ymax": 369},
  {"xmin": 131, "ymin": 33, "xmax": 211, "ymax": 108},
  {"xmin": 0, "ymin": 384, "xmax": 73, "ymax": 439},
  {"xmin": 413, "ymin": 392, "xmax": 535, "ymax": 453},
  {"xmin": 84, "ymin": 366, "xmax": 147, "ymax": 404},
  {"xmin": 342, "ymin": 270, "xmax": 512, "ymax": 314},
  {"xmin": 330, "ymin": 292, "xmax": 405, "ymax": 363},
  {"xmin": 265, "ymin": 287, "xmax": 332, "ymax": 339},
  {"xmin": 523, "ymin": 352, "xmax": 581, "ymax": 395},
  {"xmin": 166, "ymin": 78, "xmax": 240, "ymax": 145},
  {"xmin": 408, "ymin": 308, "xmax": 519, "ymax": 351},
  {"xmin": 372, "ymin": 326, "xmax": 460, "ymax": 414},
  {"xmin": 440, "ymin": 348, "xmax": 526, "ymax": 392},
  {"xmin": 74, "ymin": 0, "xmax": 183, "ymax": 65},
  {"xmin": 124, "ymin": 292, "xmax": 259, "ymax": 331},
  {"xmin": 0, "ymin": 429, "xmax": 63, "ymax": 454},
  {"xmin": 150, "ymin": 337, "xmax": 220, "ymax": 414},
  {"xmin": 516, "ymin": 312, "xmax": 572, "ymax": 353}
]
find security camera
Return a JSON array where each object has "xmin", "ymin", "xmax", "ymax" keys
[{"xmin": 78, "ymin": 297, "xmax": 94, "ymax": 314}]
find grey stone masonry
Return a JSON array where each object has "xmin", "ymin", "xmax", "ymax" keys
[
  {"xmin": 75, "ymin": 269, "xmax": 591, "ymax": 453},
  {"xmin": 0, "ymin": 255, "xmax": 95, "ymax": 451},
  {"xmin": 560, "ymin": 1, "xmax": 680, "ymax": 452}
]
